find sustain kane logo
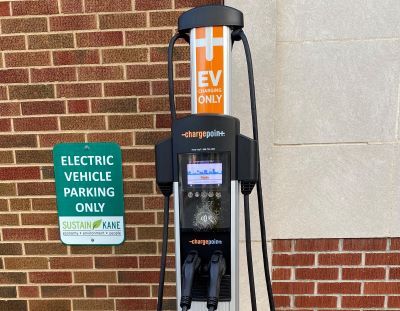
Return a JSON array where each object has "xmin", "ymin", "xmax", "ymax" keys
[{"xmin": 181, "ymin": 129, "xmax": 226, "ymax": 140}]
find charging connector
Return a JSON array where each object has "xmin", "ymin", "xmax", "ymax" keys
[
  {"xmin": 207, "ymin": 251, "xmax": 226, "ymax": 311},
  {"xmin": 180, "ymin": 251, "xmax": 201, "ymax": 311}
]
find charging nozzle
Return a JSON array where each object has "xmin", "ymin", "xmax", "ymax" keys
[
  {"xmin": 207, "ymin": 251, "xmax": 226, "ymax": 311},
  {"xmin": 180, "ymin": 251, "xmax": 201, "ymax": 311}
]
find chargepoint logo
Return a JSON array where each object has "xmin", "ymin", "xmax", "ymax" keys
[
  {"xmin": 181, "ymin": 129, "xmax": 226, "ymax": 140},
  {"xmin": 189, "ymin": 239, "xmax": 223, "ymax": 246}
]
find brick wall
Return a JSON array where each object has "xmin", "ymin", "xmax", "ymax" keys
[
  {"xmin": 0, "ymin": 1, "xmax": 222, "ymax": 310},
  {"xmin": 272, "ymin": 238, "xmax": 400, "ymax": 309}
]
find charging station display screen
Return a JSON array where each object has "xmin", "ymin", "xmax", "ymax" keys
[{"xmin": 187, "ymin": 162, "xmax": 222, "ymax": 185}]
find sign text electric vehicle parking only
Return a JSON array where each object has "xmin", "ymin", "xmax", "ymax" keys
[{"xmin": 53, "ymin": 142, "xmax": 125, "ymax": 245}]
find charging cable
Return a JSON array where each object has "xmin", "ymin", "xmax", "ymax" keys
[
  {"xmin": 207, "ymin": 251, "xmax": 226, "ymax": 311},
  {"xmin": 180, "ymin": 251, "xmax": 201, "ymax": 311}
]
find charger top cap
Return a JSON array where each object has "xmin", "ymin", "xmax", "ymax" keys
[{"xmin": 178, "ymin": 5, "xmax": 244, "ymax": 33}]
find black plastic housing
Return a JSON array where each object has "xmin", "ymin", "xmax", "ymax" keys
[{"xmin": 178, "ymin": 5, "xmax": 244, "ymax": 33}]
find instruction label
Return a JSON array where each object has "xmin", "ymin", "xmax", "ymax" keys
[{"xmin": 53, "ymin": 143, "xmax": 125, "ymax": 245}]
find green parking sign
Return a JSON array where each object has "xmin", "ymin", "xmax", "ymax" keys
[{"xmin": 53, "ymin": 143, "xmax": 125, "ymax": 245}]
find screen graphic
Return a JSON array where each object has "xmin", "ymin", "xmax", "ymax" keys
[{"xmin": 187, "ymin": 163, "xmax": 222, "ymax": 185}]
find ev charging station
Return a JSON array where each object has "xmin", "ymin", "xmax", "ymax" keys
[{"xmin": 155, "ymin": 5, "xmax": 275, "ymax": 311}]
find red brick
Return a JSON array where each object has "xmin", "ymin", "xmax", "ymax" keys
[
  {"xmin": 31, "ymin": 198, "xmax": 55, "ymax": 210},
  {"xmin": 125, "ymin": 197, "xmax": 143, "ymax": 210},
  {"xmin": 91, "ymin": 98, "xmax": 137, "ymax": 113},
  {"xmin": 87, "ymin": 132, "xmax": 133, "ymax": 146},
  {"xmin": 99, "ymin": 12, "xmax": 146, "ymax": 29},
  {"xmin": 77, "ymin": 31, "xmax": 123, "ymax": 47},
  {"xmin": 272, "ymin": 268, "xmax": 291, "ymax": 280},
  {"xmin": 29, "ymin": 272, "xmax": 72, "ymax": 284},
  {"xmin": 0, "ymin": 36, "xmax": 25, "ymax": 51},
  {"xmin": 122, "ymin": 148, "xmax": 154, "ymax": 163},
  {"xmin": 364, "ymin": 282, "xmax": 400, "ymax": 294},
  {"xmin": 4, "ymin": 257, "xmax": 47, "ymax": 270},
  {"xmin": 115, "ymin": 242, "xmax": 157, "ymax": 255},
  {"xmin": 95, "ymin": 256, "xmax": 138, "ymax": 269},
  {"xmin": 3, "ymin": 228, "xmax": 45, "ymax": 241},
  {"xmin": 295, "ymin": 296, "xmax": 337, "ymax": 308},
  {"xmin": 53, "ymin": 50, "xmax": 100, "ymax": 65},
  {"xmin": 0, "ymin": 135, "xmax": 36, "ymax": 148},
  {"xmin": 18, "ymin": 286, "xmax": 39, "ymax": 298},
  {"xmin": 57, "ymin": 83, "xmax": 102, "ymax": 98},
  {"xmin": 31, "ymin": 67, "xmax": 76, "ymax": 82},
  {"xmin": 61, "ymin": 0, "xmax": 83, "ymax": 13},
  {"xmin": 104, "ymin": 82, "xmax": 150, "ymax": 97},
  {"xmin": 127, "ymin": 64, "xmax": 168, "ymax": 79},
  {"xmin": 389, "ymin": 296, "xmax": 400, "ymax": 307},
  {"xmin": 103, "ymin": 48, "xmax": 148, "ymax": 63},
  {"xmin": 39, "ymin": 133, "xmax": 85, "ymax": 147},
  {"xmin": 318, "ymin": 282, "xmax": 361, "ymax": 294},
  {"xmin": 68, "ymin": 100, "xmax": 89, "ymax": 113},
  {"xmin": 85, "ymin": 0, "xmax": 131, "ymax": 12},
  {"xmin": 28, "ymin": 33, "xmax": 74, "ymax": 50},
  {"xmin": 25, "ymin": 243, "xmax": 67, "ymax": 255},
  {"xmin": 296, "ymin": 268, "xmax": 338, "ymax": 280},
  {"xmin": 60, "ymin": 115, "xmax": 105, "ymax": 130},
  {"xmin": 390, "ymin": 267, "xmax": 400, "ymax": 279},
  {"xmin": 5, "ymin": 51, "xmax": 50, "ymax": 67},
  {"xmin": 9, "ymin": 85, "xmax": 54, "ymax": 100},
  {"xmin": 135, "ymin": 165, "xmax": 155, "ymax": 178},
  {"xmin": 272, "ymin": 282, "xmax": 314, "ymax": 294},
  {"xmin": 126, "ymin": 29, "xmax": 172, "ymax": 45},
  {"xmin": 138, "ymin": 97, "xmax": 169, "ymax": 112},
  {"xmin": 50, "ymin": 15, "xmax": 96, "ymax": 31},
  {"xmin": 14, "ymin": 117, "xmax": 58, "ymax": 131},
  {"xmin": 135, "ymin": 0, "xmax": 171, "ymax": 10},
  {"xmin": 150, "ymin": 46, "xmax": 189, "ymax": 62},
  {"xmin": 275, "ymin": 296, "xmax": 290, "ymax": 307},
  {"xmin": 0, "ymin": 69, "xmax": 28, "ymax": 83},
  {"xmin": 49, "ymin": 257, "xmax": 93, "ymax": 269},
  {"xmin": 0, "ymin": 213, "xmax": 19, "ymax": 225},
  {"xmin": 0, "ymin": 86, "xmax": 6, "ymax": 100},
  {"xmin": 125, "ymin": 212, "xmax": 155, "ymax": 225},
  {"xmin": 138, "ymin": 256, "xmax": 174, "ymax": 268},
  {"xmin": 153, "ymin": 80, "xmax": 190, "ymax": 95},
  {"xmin": 135, "ymin": 131, "xmax": 170, "ymax": 146},
  {"xmin": 0, "ymin": 1, "xmax": 10, "ymax": 16},
  {"xmin": 0, "ymin": 183, "xmax": 16, "ymax": 195},
  {"xmin": 0, "ymin": 272, "xmax": 27, "ymax": 284},
  {"xmin": 73, "ymin": 299, "xmax": 114, "ymax": 310},
  {"xmin": 41, "ymin": 285, "xmax": 84, "ymax": 298},
  {"xmin": 318, "ymin": 253, "xmax": 361, "ymax": 266},
  {"xmin": 343, "ymin": 238, "xmax": 387, "ymax": 251},
  {"xmin": 108, "ymin": 115, "xmax": 153, "ymax": 129},
  {"xmin": 366, "ymin": 253, "xmax": 400, "ymax": 265},
  {"xmin": 0, "ymin": 119, "xmax": 11, "ymax": 131},
  {"xmin": 1, "ymin": 17, "xmax": 47, "ymax": 33},
  {"xmin": 118, "ymin": 271, "xmax": 166, "ymax": 283},
  {"xmin": 391, "ymin": 238, "xmax": 400, "ymax": 250},
  {"xmin": 175, "ymin": 62, "xmax": 190, "ymax": 77},
  {"xmin": 109, "ymin": 285, "xmax": 150, "ymax": 297},
  {"xmin": 0, "ymin": 167, "xmax": 40, "ymax": 180},
  {"xmin": 116, "ymin": 299, "xmax": 157, "ymax": 310},
  {"xmin": 272, "ymin": 254, "xmax": 315, "ymax": 266},
  {"xmin": 17, "ymin": 182, "xmax": 55, "ymax": 196},
  {"xmin": 78, "ymin": 66, "xmax": 123, "ymax": 81},
  {"xmin": 0, "ymin": 243, "xmax": 22, "ymax": 255},
  {"xmin": 21, "ymin": 101, "xmax": 65, "ymax": 115},
  {"xmin": 71, "ymin": 246, "xmax": 112, "ymax": 255},
  {"xmin": 12, "ymin": 0, "xmax": 58, "ymax": 15},
  {"xmin": 0, "ymin": 301, "xmax": 27, "ymax": 310},
  {"xmin": 29, "ymin": 300, "xmax": 71, "ymax": 311},
  {"xmin": 74, "ymin": 271, "xmax": 116, "ymax": 283},
  {"xmin": 342, "ymin": 268, "xmax": 385, "ymax": 280},
  {"xmin": 86, "ymin": 285, "xmax": 107, "ymax": 297},
  {"xmin": 295, "ymin": 239, "xmax": 339, "ymax": 251},
  {"xmin": 175, "ymin": 0, "xmax": 222, "ymax": 8},
  {"xmin": 149, "ymin": 11, "xmax": 181, "ymax": 27},
  {"xmin": 0, "ymin": 103, "xmax": 20, "ymax": 116},
  {"xmin": 342, "ymin": 296, "xmax": 384, "ymax": 308}
]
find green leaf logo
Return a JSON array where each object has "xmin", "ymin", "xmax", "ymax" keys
[{"xmin": 93, "ymin": 219, "xmax": 102, "ymax": 230}]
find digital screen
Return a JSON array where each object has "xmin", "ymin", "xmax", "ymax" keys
[{"xmin": 187, "ymin": 162, "xmax": 222, "ymax": 185}]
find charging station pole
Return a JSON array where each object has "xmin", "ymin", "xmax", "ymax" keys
[{"xmin": 155, "ymin": 5, "xmax": 275, "ymax": 311}]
